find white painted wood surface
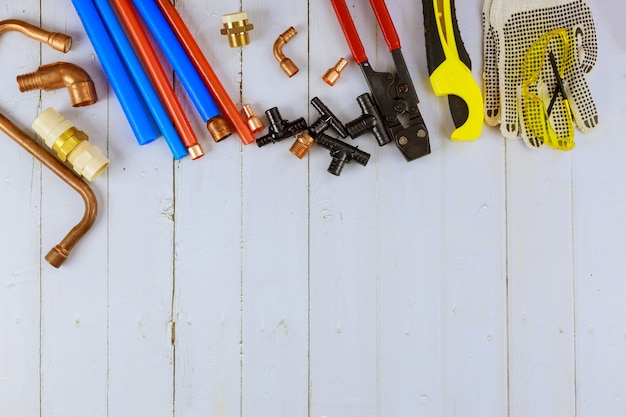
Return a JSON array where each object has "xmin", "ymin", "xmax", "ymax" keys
[{"xmin": 1, "ymin": 1, "xmax": 625, "ymax": 416}]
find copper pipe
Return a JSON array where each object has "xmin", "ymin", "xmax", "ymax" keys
[
  {"xmin": 17, "ymin": 62, "xmax": 98, "ymax": 107},
  {"xmin": 273, "ymin": 27, "xmax": 299, "ymax": 77},
  {"xmin": 0, "ymin": 113, "xmax": 98, "ymax": 268},
  {"xmin": 0, "ymin": 19, "xmax": 72, "ymax": 52}
]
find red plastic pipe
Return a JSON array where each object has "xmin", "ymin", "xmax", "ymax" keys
[
  {"xmin": 154, "ymin": 0, "xmax": 255, "ymax": 145},
  {"xmin": 109, "ymin": 0, "xmax": 202, "ymax": 156}
]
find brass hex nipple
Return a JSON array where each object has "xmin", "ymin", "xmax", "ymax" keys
[
  {"xmin": 241, "ymin": 104, "xmax": 264, "ymax": 133},
  {"xmin": 290, "ymin": 132, "xmax": 315, "ymax": 159},
  {"xmin": 323, "ymin": 58, "xmax": 348, "ymax": 86},
  {"xmin": 220, "ymin": 11, "xmax": 254, "ymax": 48},
  {"xmin": 17, "ymin": 62, "xmax": 98, "ymax": 107},
  {"xmin": 206, "ymin": 115, "xmax": 233, "ymax": 142},
  {"xmin": 273, "ymin": 27, "xmax": 299, "ymax": 78},
  {"xmin": 32, "ymin": 108, "xmax": 110, "ymax": 181},
  {"xmin": 0, "ymin": 19, "xmax": 72, "ymax": 53}
]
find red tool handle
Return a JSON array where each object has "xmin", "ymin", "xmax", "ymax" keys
[
  {"xmin": 369, "ymin": 0, "xmax": 401, "ymax": 51},
  {"xmin": 330, "ymin": 0, "xmax": 368, "ymax": 64}
]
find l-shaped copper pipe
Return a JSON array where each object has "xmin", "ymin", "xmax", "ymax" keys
[
  {"xmin": 273, "ymin": 27, "xmax": 299, "ymax": 77},
  {"xmin": 0, "ymin": 19, "xmax": 72, "ymax": 53},
  {"xmin": 17, "ymin": 62, "xmax": 98, "ymax": 107},
  {"xmin": 0, "ymin": 113, "xmax": 98, "ymax": 268}
]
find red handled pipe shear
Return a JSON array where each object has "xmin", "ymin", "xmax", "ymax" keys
[{"xmin": 330, "ymin": 0, "xmax": 430, "ymax": 161}]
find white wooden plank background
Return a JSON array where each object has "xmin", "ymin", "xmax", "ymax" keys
[{"xmin": 1, "ymin": 1, "xmax": 625, "ymax": 417}]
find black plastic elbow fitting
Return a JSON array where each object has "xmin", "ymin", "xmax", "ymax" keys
[
  {"xmin": 308, "ymin": 97, "xmax": 348, "ymax": 138},
  {"xmin": 346, "ymin": 93, "xmax": 392, "ymax": 146},
  {"xmin": 257, "ymin": 107, "xmax": 308, "ymax": 147},
  {"xmin": 316, "ymin": 133, "xmax": 370, "ymax": 176}
]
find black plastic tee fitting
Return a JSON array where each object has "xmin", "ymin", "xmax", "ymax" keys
[
  {"xmin": 346, "ymin": 93, "xmax": 392, "ymax": 146},
  {"xmin": 257, "ymin": 107, "xmax": 308, "ymax": 147},
  {"xmin": 316, "ymin": 133, "xmax": 370, "ymax": 176},
  {"xmin": 308, "ymin": 97, "xmax": 348, "ymax": 138}
]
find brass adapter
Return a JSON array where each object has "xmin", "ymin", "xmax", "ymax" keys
[
  {"xmin": 323, "ymin": 58, "xmax": 348, "ymax": 86},
  {"xmin": 17, "ymin": 62, "xmax": 97, "ymax": 107},
  {"xmin": 220, "ymin": 11, "xmax": 254, "ymax": 48},
  {"xmin": 32, "ymin": 108, "xmax": 109, "ymax": 181},
  {"xmin": 273, "ymin": 27, "xmax": 299, "ymax": 78},
  {"xmin": 290, "ymin": 132, "xmax": 315, "ymax": 159},
  {"xmin": 207, "ymin": 115, "xmax": 233, "ymax": 142}
]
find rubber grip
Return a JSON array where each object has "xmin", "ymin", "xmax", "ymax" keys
[
  {"xmin": 330, "ymin": 0, "xmax": 368, "ymax": 64},
  {"xmin": 369, "ymin": 0, "xmax": 401, "ymax": 51}
]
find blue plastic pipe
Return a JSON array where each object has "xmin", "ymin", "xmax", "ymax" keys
[
  {"xmin": 70, "ymin": 0, "xmax": 160, "ymax": 146},
  {"xmin": 131, "ymin": 0, "xmax": 221, "ymax": 124},
  {"xmin": 92, "ymin": 0, "xmax": 187, "ymax": 159}
]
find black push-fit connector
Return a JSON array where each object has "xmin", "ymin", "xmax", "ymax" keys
[
  {"xmin": 346, "ymin": 93, "xmax": 391, "ymax": 146},
  {"xmin": 308, "ymin": 97, "xmax": 348, "ymax": 138},
  {"xmin": 257, "ymin": 107, "xmax": 308, "ymax": 147},
  {"xmin": 316, "ymin": 133, "xmax": 370, "ymax": 176}
]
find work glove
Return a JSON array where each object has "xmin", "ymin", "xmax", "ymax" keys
[{"xmin": 483, "ymin": 0, "xmax": 599, "ymax": 150}]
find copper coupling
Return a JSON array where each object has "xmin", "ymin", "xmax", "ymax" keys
[
  {"xmin": 323, "ymin": 58, "xmax": 348, "ymax": 86},
  {"xmin": 220, "ymin": 11, "xmax": 254, "ymax": 48},
  {"xmin": 273, "ymin": 27, "xmax": 299, "ymax": 78},
  {"xmin": 241, "ymin": 104, "xmax": 264, "ymax": 133},
  {"xmin": 17, "ymin": 62, "xmax": 98, "ymax": 107}
]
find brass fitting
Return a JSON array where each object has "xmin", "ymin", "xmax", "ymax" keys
[
  {"xmin": 220, "ymin": 11, "xmax": 254, "ymax": 48},
  {"xmin": 241, "ymin": 104, "xmax": 264, "ymax": 133},
  {"xmin": 32, "ymin": 108, "xmax": 109, "ymax": 181},
  {"xmin": 323, "ymin": 58, "xmax": 348, "ymax": 86},
  {"xmin": 0, "ymin": 112, "xmax": 97, "ymax": 268},
  {"xmin": 0, "ymin": 19, "xmax": 71, "ymax": 53},
  {"xmin": 290, "ymin": 132, "xmax": 315, "ymax": 159},
  {"xmin": 206, "ymin": 115, "xmax": 232, "ymax": 142},
  {"xmin": 273, "ymin": 27, "xmax": 299, "ymax": 78},
  {"xmin": 17, "ymin": 62, "xmax": 98, "ymax": 107}
]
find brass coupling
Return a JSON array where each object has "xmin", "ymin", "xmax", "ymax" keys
[
  {"xmin": 17, "ymin": 62, "xmax": 98, "ymax": 107},
  {"xmin": 206, "ymin": 115, "xmax": 233, "ymax": 142},
  {"xmin": 220, "ymin": 11, "xmax": 254, "ymax": 48},
  {"xmin": 32, "ymin": 108, "xmax": 109, "ymax": 181},
  {"xmin": 323, "ymin": 58, "xmax": 348, "ymax": 86},
  {"xmin": 273, "ymin": 27, "xmax": 299, "ymax": 78}
]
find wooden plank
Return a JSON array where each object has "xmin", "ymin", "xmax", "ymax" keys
[
  {"xmin": 573, "ymin": 20, "xmax": 626, "ymax": 417},
  {"xmin": 0, "ymin": 3, "xmax": 43, "ymax": 416},
  {"xmin": 172, "ymin": 1, "xmax": 243, "ymax": 416},
  {"xmin": 240, "ymin": 1, "xmax": 309, "ymax": 416},
  {"xmin": 507, "ymin": 146, "xmax": 576, "ymax": 417},
  {"xmin": 437, "ymin": 3, "xmax": 509, "ymax": 417},
  {"xmin": 38, "ymin": 5, "xmax": 109, "ymax": 417},
  {"xmin": 308, "ymin": 2, "xmax": 379, "ymax": 416}
]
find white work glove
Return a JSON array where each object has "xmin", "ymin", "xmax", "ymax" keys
[{"xmin": 483, "ymin": 0, "xmax": 599, "ymax": 149}]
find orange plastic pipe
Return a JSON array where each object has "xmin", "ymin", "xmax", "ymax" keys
[
  {"xmin": 109, "ymin": 0, "xmax": 202, "ymax": 156},
  {"xmin": 154, "ymin": 0, "xmax": 255, "ymax": 145}
]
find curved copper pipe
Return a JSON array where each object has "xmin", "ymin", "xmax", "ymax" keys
[
  {"xmin": 17, "ymin": 62, "xmax": 98, "ymax": 107},
  {"xmin": 273, "ymin": 27, "xmax": 299, "ymax": 77},
  {"xmin": 0, "ymin": 113, "xmax": 98, "ymax": 268},
  {"xmin": 0, "ymin": 19, "xmax": 71, "ymax": 53}
]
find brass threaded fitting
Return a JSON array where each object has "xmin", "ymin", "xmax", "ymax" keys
[
  {"xmin": 220, "ymin": 11, "xmax": 254, "ymax": 48},
  {"xmin": 207, "ymin": 115, "xmax": 233, "ymax": 142},
  {"xmin": 323, "ymin": 58, "xmax": 348, "ymax": 86},
  {"xmin": 290, "ymin": 132, "xmax": 315, "ymax": 159},
  {"xmin": 274, "ymin": 27, "xmax": 299, "ymax": 78},
  {"xmin": 241, "ymin": 104, "xmax": 264, "ymax": 133}
]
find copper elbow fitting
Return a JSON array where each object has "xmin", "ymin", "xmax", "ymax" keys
[
  {"xmin": 273, "ymin": 27, "xmax": 299, "ymax": 78},
  {"xmin": 220, "ymin": 11, "xmax": 254, "ymax": 48},
  {"xmin": 0, "ymin": 112, "xmax": 98, "ymax": 268},
  {"xmin": 0, "ymin": 19, "xmax": 71, "ymax": 53},
  {"xmin": 17, "ymin": 62, "xmax": 98, "ymax": 107},
  {"xmin": 323, "ymin": 58, "xmax": 348, "ymax": 86}
]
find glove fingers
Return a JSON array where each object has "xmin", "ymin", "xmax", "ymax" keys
[{"xmin": 482, "ymin": 0, "xmax": 501, "ymax": 126}]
